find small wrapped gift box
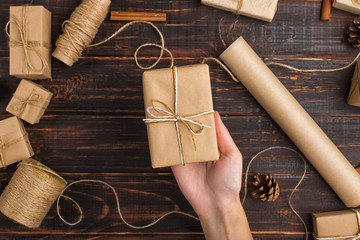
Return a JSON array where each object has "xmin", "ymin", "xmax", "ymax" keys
[
  {"xmin": 348, "ymin": 60, "xmax": 360, "ymax": 107},
  {"xmin": 333, "ymin": 0, "xmax": 360, "ymax": 15},
  {"xmin": 0, "ymin": 116, "xmax": 34, "ymax": 168},
  {"xmin": 201, "ymin": 0, "xmax": 278, "ymax": 22},
  {"xmin": 6, "ymin": 80, "xmax": 53, "ymax": 124},
  {"xmin": 312, "ymin": 209, "xmax": 360, "ymax": 239},
  {"xmin": 8, "ymin": 6, "xmax": 51, "ymax": 79},
  {"xmin": 143, "ymin": 64, "xmax": 219, "ymax": 168}
]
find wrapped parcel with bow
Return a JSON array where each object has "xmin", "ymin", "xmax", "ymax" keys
[
  {"xmin": 6, "ymin": 79, "xmax": 53, "ymax": 124},
  {"xmin": 9, "ymin": 6, "xmax": 51, "ymax": 79},
  {"xmin": 142, "ymin": 64, "xmax": 219, "ymax": 168}
]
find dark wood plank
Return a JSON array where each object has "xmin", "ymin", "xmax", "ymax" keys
[{"xmin": 0, "ymin": 58, "xmax": 358, "ymax": 117}]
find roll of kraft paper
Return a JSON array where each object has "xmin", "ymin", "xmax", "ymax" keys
[{"xmin": 220, "ymin": 37, "xmax": 360, "ymax": 208}]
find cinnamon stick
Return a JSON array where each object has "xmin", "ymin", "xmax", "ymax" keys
[
  {"xmin": 321, "ymin": 0, "xmax": 332, "ymax": 21},
  {"xmin": 110, "ymin": 11, "xmax": 167, "ymax": 22}
]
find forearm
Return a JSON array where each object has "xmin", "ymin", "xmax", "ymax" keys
[{"xmin": 199, "ymin": 198, "xmax": 253, "ymax": 240}]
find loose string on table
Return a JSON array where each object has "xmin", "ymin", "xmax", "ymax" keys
[
  {"xmin": 266, "ymin": 51, "xmax": 360, "ymax": 72},
  {"xmin": 143, "ymin": 66, "xmax": 214, "ymax": 165},
  {"xmin": 5, "ymin": 6, "xmax": 49, "ymax": 74},
  {"xmin": 313, "ymin": 209, "xmax": 360, "ymax": 240},
  {"xmin": 56, "ymin": 179, "xmax": 199, "ymax": 228},
  {"xmin": 241, "ymin": 146, "xmax": 309, "ymax": 240},
  {"xmin": 54, "ymin": 0, "xmax": 173, "ymax": 70}
]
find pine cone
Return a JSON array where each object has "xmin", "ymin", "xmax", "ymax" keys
[
  {"xmin": 348, "ymin": 16, "xmax": 360, "ymax": 48},
  {"xmin": 249, "ymin": 173, "xmax": 280, "ymax": 202}
]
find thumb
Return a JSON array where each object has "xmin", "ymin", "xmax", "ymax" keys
[{"xmin": 214, "ymin": 111, "xmax": 239, "ymax": 156}]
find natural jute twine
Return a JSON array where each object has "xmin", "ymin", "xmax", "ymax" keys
[
  {"xmin": 52, "ymin": 0, "xmax": 110, "ymax": 66},
  {"xmin": 0, "ymin": 148, "xmax": 308, "ymax": 233},
  {"xmin": 0, "ymin": 159, "xmax": 67, "ymax": 228},
  {"xmin": 56, "ymin": 147, "xmax": 307, "ymax": 236},
  {"xmin": 242, "ymin": 147, "xmax": 309, "ymax": 240},
  {"xmin": 52, "ymin": 0, "xmax": 172, "ymax": 69}
]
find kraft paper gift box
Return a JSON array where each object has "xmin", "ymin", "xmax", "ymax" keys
[
  {"xmin": 0, "ymin": 116, "xmax": 34, "ymax": 168},
  {"xmin": 201, "ymin": 0, "xmax": 278, "ymax": 22},
  {"xmin": 333, "ymin": 0, "xmax": 360, "ymax": 15},
  {"xmin": 8, "ymin": 6, "xmax": 51, "ymax": 79},
  {"xmin": 143, "ymin": 64, "xmax": 219, "ymax": 168},
  {"xmin": 6, "ymin": 80, "xmax": 53, "ymax": 124},
  {"xmin": 312, "ymin": 209, "xmax": 360, "ymax": 239},
  {"xmin": 348, "ymin": 60, "xmax": 360, "ymax": 107}
]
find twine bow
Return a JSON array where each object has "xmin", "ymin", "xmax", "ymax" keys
[
  {"xmin": 12, "ymin": 90, "xmax": 48, "ymax": 118},
  {"xmin": 143, "ymin": 66, "xmax": 214, "ymax": 166},
  {"xmin": 314, "ymin": 209, "xmax": 360, "ymax": 240},
  {"xmin": 0, "ymin": 133, "xmax": 28, "ymax": 168},
  {"xmin": 6, "ymin": 6, "xmax": 49, "ymax": 74}
]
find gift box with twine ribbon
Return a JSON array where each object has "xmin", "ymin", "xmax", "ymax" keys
[
  {"xmin": 6, "ymin": 79, "xmax": 53, "ymax": 124},
  {"xmin": 0, "ymin": 116, "xmax": 34, "ymax": 168},
  {"xmin": 8, "ymin": 6, "xmax": 51, "ymax": 79},
  {"xmin": 201, "ymin": 0, "xmax": 278, "ymax": 22},
  {"xmin": 142, "ymin": 64, "xmax": 219, "ymax": 168}
]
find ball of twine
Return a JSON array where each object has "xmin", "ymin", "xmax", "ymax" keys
[
  {"xmin": 0, "ymin": 159, "xmax": 67, "ymax": 228},
  {"xmin": 52, "ymin": 0, "xmax": 111, "ymax": 67}
]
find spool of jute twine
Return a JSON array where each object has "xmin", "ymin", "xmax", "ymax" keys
[
  {"xmin": 0, "ymin": 147, "xmax": 307, "ymax": 235},
  {"xmin": 0, "ymin": 159, "xmax": 67, "ymax": 228},
  {"xmin": 52, "ymin": 0, "xmax": 111, "ymax": 66},
  {"xmin": 52, "ymin": 0, "xmax": 170, "ymax": 70}
]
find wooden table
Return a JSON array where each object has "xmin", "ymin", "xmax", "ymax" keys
[{"xmin": 0, "ymin": 0, "xmax": 359, "ymax": 239}]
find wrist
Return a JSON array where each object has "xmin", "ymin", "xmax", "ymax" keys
[{"xmin": 198, "ymin": 198, "xmax": 253, "ymax": 240}]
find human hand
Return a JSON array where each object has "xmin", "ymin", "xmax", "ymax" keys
[{"xmin": 171, "ymin": 111, "xmax": 252, "ymax": 240}]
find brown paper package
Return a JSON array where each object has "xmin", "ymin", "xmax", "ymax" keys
[
  {"xmin": 347, "ymin": 60, "xmax": 360, "ymax": 107},
  {"xmin": 0, "ymin": 116, "xmax": 34, "ymax": 168},
  {"xmin": 220, "ymin": 37, "xmax": 360, "ymax": 208},
  {"xmin": 143, "ymin": 64, "xmax": 219, "ymax": 168},
  {"xmin": 201, "ymin": 0, "xmax": 278, "ymax": 22},
  {"xmin": 333, "ymin": 0, "xmax": 360, "ymax": 15},
  {"xmin": 6, "ymin": 79, "xmax": 53, "ymax": 124},
  {"xmin": 9, "ymin": 6, "xmax": 51, "ymax": 79},
  {"xmin": 312, "ymin": 209, "xmax": 360, "ymax": 238}
]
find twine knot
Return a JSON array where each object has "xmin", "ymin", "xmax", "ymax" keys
[
  {"xmin": 12, "ymin": 91, "xmax": 48, "ymax": 117},
  {"xmin": 143, "ymin": 66, "xmax": 214, "ymax": 166},
  {"xmin": 6, "ymin": 6, "xmax": 49, "ymax": 74}
]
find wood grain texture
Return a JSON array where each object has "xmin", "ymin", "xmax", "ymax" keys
[{"xmin": 0, "ymin": 0, "xmax": 359, "ymax": 239}]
